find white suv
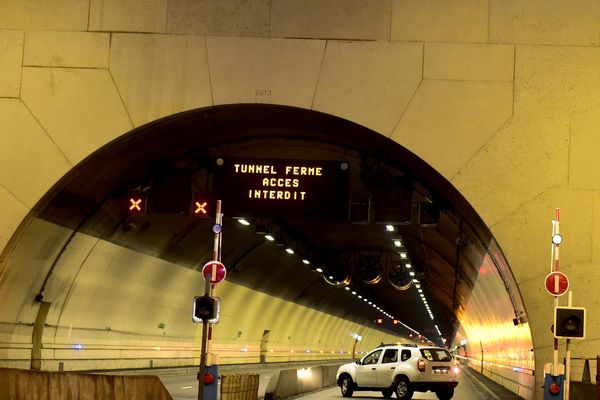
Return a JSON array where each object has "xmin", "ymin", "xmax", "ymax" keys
[{"xmin": 336, "ymin": 344, "xmax": 459, "ymax": 399}]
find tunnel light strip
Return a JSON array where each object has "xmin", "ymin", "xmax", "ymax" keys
[{"xmin": 244, "ymin": 216, "xmax": 426, "ymax": 336}]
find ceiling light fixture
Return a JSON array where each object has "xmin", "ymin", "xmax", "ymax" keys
[
  {"xmin": 238, "ymin": 219, "xmax": 250, "ymax": 226},
  {"xmin": 265, "ymin": 234, "xmax": 275, "ymax": 241},
  {"xmin": 386, "ymin": 225, "xmax": 395, "ymax": 232}
]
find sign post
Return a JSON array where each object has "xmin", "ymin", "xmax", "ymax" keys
[{"xmin": 197, "ymin": 200, "xmax": 224, "ymax": 400}]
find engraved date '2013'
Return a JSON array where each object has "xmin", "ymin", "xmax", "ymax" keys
[{"xmin": 254, "ymin": 89, "xmax": 272, "ymax": 96}]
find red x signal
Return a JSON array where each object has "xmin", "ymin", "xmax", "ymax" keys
[
  {"xmin": 127, "ymin": 190, "xmax": 147, "ymax": 213},
  {"xmin": 195, "ymin": 201, "xmax": 208, "ymax": 215},
  {"xmin": 130, "ymin": 198, "xmax": 142, "ymax": 211}
]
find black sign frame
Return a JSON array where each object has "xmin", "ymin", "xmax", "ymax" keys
[{"xmin": 214, "ymin": 158, "xmax": 349, "ymax": 220}]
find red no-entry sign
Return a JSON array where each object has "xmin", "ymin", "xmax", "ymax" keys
[
  {"xmin": 202, "ymin": 261, "xmax": 226, "ymax": 284},
  {"xmin": 545, "ymin": 271, "xmax": 569, "ymax": 296}
]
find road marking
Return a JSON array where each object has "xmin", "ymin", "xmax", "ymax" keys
[{"xmin": 181, "ymin": 386, "xmax": 193, "ymax": 390}]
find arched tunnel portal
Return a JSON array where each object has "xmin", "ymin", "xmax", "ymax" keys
[{"xmin": 0, "ymin": 104, "xmax": 532, "ymax": 386}]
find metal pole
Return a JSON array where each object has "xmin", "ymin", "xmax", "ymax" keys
[
  {"xmin": 565, "ymin": 291, "xmax": 572, "ymax": 400},
  {"xmin": 198, "ymin": 271, "xmax": 211, "ymax": 400},
  {"xmin": 198, "ymin": 309, "xmax": 209, "ymax": 400},
  {"xmin": 596, "ymin": 355, "xmax": 600, "ymax": 400},
  {"xmin": 207, "ymin": 201, "xmax": 222, "ymax": 366},
  {"xmin": 552, "ymin": 209, "xmax": 560, "ymax": 376},
  {"xmin": 198, "ymin": 200, "xmax": 222, "ymax": 400}
]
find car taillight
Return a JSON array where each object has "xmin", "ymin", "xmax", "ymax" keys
[
  {"xmin": 452, "ymin": 360, "xmax": 460, "ymax": 374},
  {"xmin": 418, "ymin": 359, "xmax": 426, "ymax": 372}
]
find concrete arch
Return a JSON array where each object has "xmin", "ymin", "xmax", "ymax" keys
[
  {"xmin": 1, "ymin": 2, "xmax": 600, "ymax": 398},
  {"xmin": 1, "ymin": 101, "xmax": 530, "ymax": 395}
]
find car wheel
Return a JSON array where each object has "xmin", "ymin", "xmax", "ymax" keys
[
  {"xmin": 435, "ymin": 388, "xmax": 454, "ymax": 400},
  {"xmin": 340, "ymin": 375, "xmax": 354, "ymax": 397},
  {"xmin": 394, "ymin": 377, "xmax": 413, "ymax": 400},
  {"xmin": 381, "ymin": 388, "xmax": 393, "ymax": 398}
]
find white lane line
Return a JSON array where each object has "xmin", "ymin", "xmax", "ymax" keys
[{"xmin": 181, "ymin": 386, "xmax": 193, "ymax": 390}]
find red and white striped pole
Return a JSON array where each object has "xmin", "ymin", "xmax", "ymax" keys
[
  {"xmin": 207, "ymin": 200, "xmax": 222, "ymax": 362},
  {"xmin": 552, "ymin": 208, "xmax": 560, "ymax": 376}
]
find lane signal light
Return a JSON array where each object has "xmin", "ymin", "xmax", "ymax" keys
[
  {"xmin": 192, "ymin": 193, "xmax": 211, "ymax": 217},
  {"xmin": 195, "ymin": 201, "xmax": 208, "ymax": 215},
  {"xmin": 128, "ymin": 190, "xmax": 147, "ymax": 213}
]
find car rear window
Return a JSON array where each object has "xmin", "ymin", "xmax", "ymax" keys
[{"xmin": 420, "ymin": 348, "xmax": 452, "ymax": 362}]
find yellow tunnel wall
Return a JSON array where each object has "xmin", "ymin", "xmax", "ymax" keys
[{"xmin": 0, "ymin": 218, "xmax": 406, "ymax": 371}]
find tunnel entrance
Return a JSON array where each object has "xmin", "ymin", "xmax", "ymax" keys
[{"xmin": 2, "ymin": 104, "xmax": 531, "ymax": 375}]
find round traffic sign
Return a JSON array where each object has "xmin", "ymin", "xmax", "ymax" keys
[
  {"xmin": 202, "ymin": 261, "xmax": 226, "ymax": 284},
  {"xmin": 545, "ymin": 271, "xmax": 569, "ymax": 296}
]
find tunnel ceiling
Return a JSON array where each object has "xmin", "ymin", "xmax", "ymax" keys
[{"xmin": 33, "ymin": 104, "xmax": 495, "ymax": 344}]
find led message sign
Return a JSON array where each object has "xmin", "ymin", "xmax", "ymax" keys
[{"xmin": 214, "ymin": 158, "xmax": 349, "ymax": 220}]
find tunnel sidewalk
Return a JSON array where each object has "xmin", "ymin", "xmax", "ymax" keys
[{"xmin": 460, "ymin": 366, "xmax": 524, "ymax": 399}]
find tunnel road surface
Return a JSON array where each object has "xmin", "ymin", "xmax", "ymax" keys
[
  {"xmin": 296, "ymin": 366, "xmax": 523, "ymax": 399},
  {"xmin": 161, "ymin": 364, "xmax": 523, "ymax": 399}
]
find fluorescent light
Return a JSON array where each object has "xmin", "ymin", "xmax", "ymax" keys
[
  {"xmin": 409, "ymin": 271, "xmax": 415, "ymax": 276},
  {"xmin": 285, "ymin": 248, "xmax": 294, "ymax": 254},
  {"xmin": 400, "ymin": 252, "xmax": 407, "ymax": 258},
  {"xmin": 344, "ymin": 287, "xmax": 350, "ymax": 291},
  {"xmin": 265, "ymin": 234, "xmax": 275, "ymax": 241},
  {"xmin": 302, "ymin": 259, "xmax": 310, "ymax": 264},
  {"xmin": 316, "ymin": 267, "xmax": 323, "ymax": 273},
  {"xmin": 238, "ymin": 219, "xmax": 250, "ymax": 226},
  {"xmin": 386, "ymin": 225, "xmax": 395, "ymax": 232},
  {"xmin": 394, "ymin": 240, "xmax": 402, "ymax": 247},
  {"xmin": 406, "ymin": 263, "xmax": 412, "ymax": 268}
]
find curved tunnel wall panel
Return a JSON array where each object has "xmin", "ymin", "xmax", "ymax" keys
[
  {"xmin": 456, "ymin": 254, "xmax": 534, "ymax": 370},
  {"xmin": 0, "ymin": 218, "xmax": 406, "ymax": 371}
]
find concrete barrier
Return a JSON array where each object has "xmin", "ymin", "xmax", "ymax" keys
[
  {"xmin": 0, "ymin": 368, "xmax": 172, "ymax": 400},
  {"xmin": 321, "ymin": 365, "xmax": 339, "ymax": 387},
  {"xmin": 264, "ymin": 364, "xmax": 342, "ymax": 399}
]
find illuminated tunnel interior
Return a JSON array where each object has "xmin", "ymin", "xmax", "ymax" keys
[{"xmin": 3, "ymin": 104, "xmax": 528, "ymax": 371}]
